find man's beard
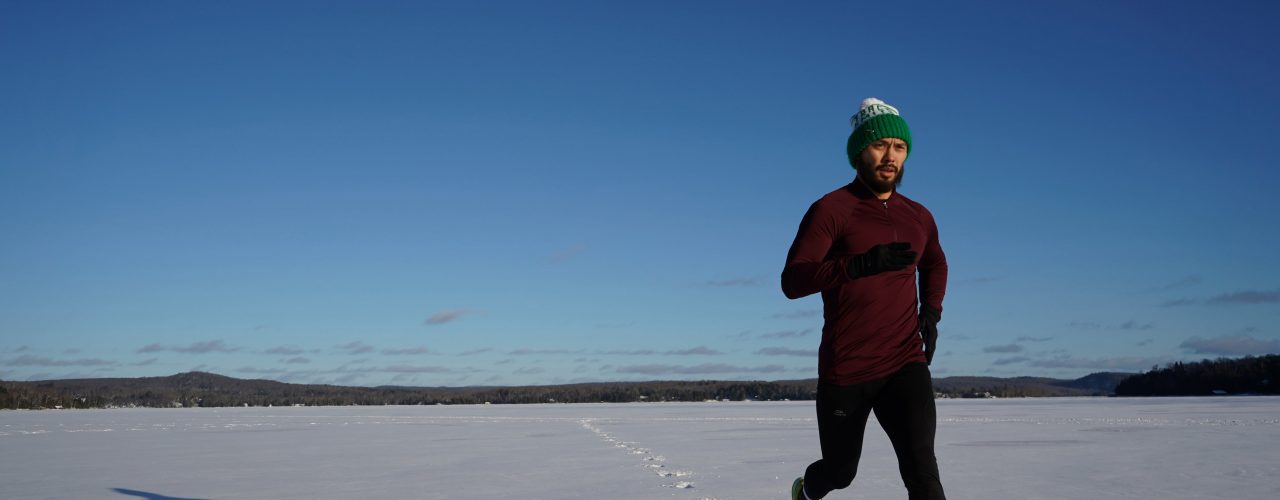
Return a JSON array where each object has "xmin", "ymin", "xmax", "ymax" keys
[{"xmin": 855, "ymin": 158, "xmax": 904, "ymax": 194}]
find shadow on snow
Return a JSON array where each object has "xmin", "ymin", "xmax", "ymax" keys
[{"xmin": 111, "ymin": 488, "xmax": 208, "ymax": 500}]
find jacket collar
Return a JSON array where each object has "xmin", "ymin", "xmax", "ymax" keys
[{"xmin": 846, "ymin": 178, "xmax": 896, "ymax": 203}]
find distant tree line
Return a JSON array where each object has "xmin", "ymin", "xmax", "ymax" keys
[
  {"xmin": 1, "ymin": 369, "xmax": 1140, "ymax": 410},
  {"xmin": 0, "ymin": 372, "xmax": 822, "ymax": 409},
  {"xmin": 0, "ymin": 381, "xmax": 105, "ymax": 410},
  {"xmin": 1114, "ymin": 355, "xmax": 1280, "ymax": 396}
]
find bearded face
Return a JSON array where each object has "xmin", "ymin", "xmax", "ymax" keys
[{"xmin": 855, "ymin": 137, "xmax": 908, "ymax": 194}]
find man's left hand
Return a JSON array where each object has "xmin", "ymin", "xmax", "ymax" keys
[{"xmin": 919, "ymin": 305, "xmax": 941, "ymax": 365}]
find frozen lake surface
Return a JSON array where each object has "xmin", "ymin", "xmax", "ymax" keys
[{"xmin": 2, "ymin": 397, "xmax": 1278, "ymax": 499}]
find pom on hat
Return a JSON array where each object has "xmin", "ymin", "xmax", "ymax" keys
[
  {"xmin": 850, "ymin": 98, "xmax": 901, "ymax": 129},
  {"xmin": 862, "ymin": 97, "xmax": 888, "ymax": 109},
  {"xmin": 847, "ymin": 97, "xmax": 912, "ymax": 168}
]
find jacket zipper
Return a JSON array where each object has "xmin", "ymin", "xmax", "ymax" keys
[{"xmin": 883, "ymin": 200, "xmax": 898, "ymax": 240}]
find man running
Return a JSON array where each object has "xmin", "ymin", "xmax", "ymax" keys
[{"xmin": 782, "ymin": 97, "xmax": 948, "ymax": 499}]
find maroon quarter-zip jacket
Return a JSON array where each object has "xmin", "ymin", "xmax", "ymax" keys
[{"xmin": 782, "ymin": 181, "xmax": 948, "ymax": 385}]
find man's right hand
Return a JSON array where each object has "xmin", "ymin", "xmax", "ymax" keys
[
  {"xmin": 846, "ymin": 242, "xmax": 916, "ymax": 279},
  {"xmin": 919, "ymin": 305, "xmax": 941, "ymax": 365}
]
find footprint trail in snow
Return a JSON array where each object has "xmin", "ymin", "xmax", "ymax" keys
[{"xmin": 579, "ymin": 419, "xmax": 696, "ymax": 491}]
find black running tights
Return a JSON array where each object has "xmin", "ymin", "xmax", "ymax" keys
[{"xmin": 802, "ymin": 362, "xmax": 945, "ymax": 499}]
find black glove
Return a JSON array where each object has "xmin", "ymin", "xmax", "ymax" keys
[
  {"xmin": 846, "ymin": 242, "xmax": 916, "ymax": 279},
  {"xmin": 919, "ymin": 305, "xmax": 941, "ymax": 365}
]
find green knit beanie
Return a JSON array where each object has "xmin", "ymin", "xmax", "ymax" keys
[{"xmin": 846, "ymin": 97, "xmax": 912, "ymax": 168}]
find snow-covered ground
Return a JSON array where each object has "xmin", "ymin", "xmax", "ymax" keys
[{"xmin": 2, "ymin": 397, "xmax": 1278, "ymax": 499}]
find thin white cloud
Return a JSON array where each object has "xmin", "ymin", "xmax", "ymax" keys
[
  {"xmin": 336, "ymin": 342, "xmax": 375, "ymax": 355},
  {"xmin": 738, "ymin": 328, "xmax": 814, "ymax": 340},
  {"xmin": 614, "ymin": 363, "xmax": 786, "ymax": 375},
  {"xmin": 1118, "ymin": 321, "xmax": 1155, "ymax": 331},
  {"xmin": 3, "ymin": 355, "xmax": 116, "ymax": 367},
  {"xmin": 241, "ymin": 364, "xmax": 464, "ymax": 385},
  {"xmin": 1030, "ymin": 355, "xmax": 1166, "ymax": 371},
  {"xmin": 382, "ymin": 347, "xmax": 433, "ymax": 355},
  {"xmin": 705, "ymin": 278, "xmax": 761, "ymax": 287},
  {"xmin": 1180, "ymin": 335, "xmax": 1280, "ymax": 355},
  {"xmin": 597, "ymin": 349, "xmax": 657, "ymax": 355},
  {"xmin": 664, "ymin": 346, "xmax": 723, "ymax": 356},
  {"xmin": 239, "ymin": 367, "xmax": 288, "ymax": 375},
  {"xmin": 24, "ymin": 370, "xmax": 113, "ymax": 381},
  {"xmin": 509, "ymin": 348, "xmax": 579, "ymax": 356},
  {"xmin": 137, "ymin": 340, "xmax": 238, "ymax": 354},
  {"xmin": 383, "ymin": 365, "xmax": 453, "ymax": 373},
  {"xmin": 993, "ymin": 356, "xmax": 1031, "ymax": 366},
  {"xmin": 1205, "ymin": 290, "xmax": 1280, "ymax": 305},
  {"xmin": 983, "ymin": 344, "xmax": 1024, "ymax": 354},
  {"xmin": 755, "ymin": 347, "xmax": 817, "ymax": 357},
  {"xmin": 771, "ymin": 309, "xmax": 820, "ymax": 319},
  {"xmin": 425, "ymin": 309, "xmax": 469, "ymax": 325},
  {"xmin": 176, "ymin": 340, "xmax": 237, "ymax": 354},
  {"xmin": 586, "ymin": 347, "xmax": 723, "ymax": 356},
  {"xmin": 1162, "ymin": 289, "xmax": 1280, "ymax": 307}
]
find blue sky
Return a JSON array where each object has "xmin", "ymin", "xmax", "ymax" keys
[{"xmin": 3, "ymin": 1, "xmax": 1278, "ymax": 387}]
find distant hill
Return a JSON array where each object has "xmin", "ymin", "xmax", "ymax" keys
[
  {"xmin": 932, "ymin": 372, "xmax": 1131, "ymax": 398},
  {"xmin": 1, "ymin": 370, "xmax": 1134, "ymax": 409}
]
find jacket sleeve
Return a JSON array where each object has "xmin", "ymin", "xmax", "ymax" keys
[
  {"xmin": 917, "ymin": 210, "xmax": 948, "ymax": 314},
  {"xmin": 781, "ymin": 202, "xmax": 850, "ymax": 300}
]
